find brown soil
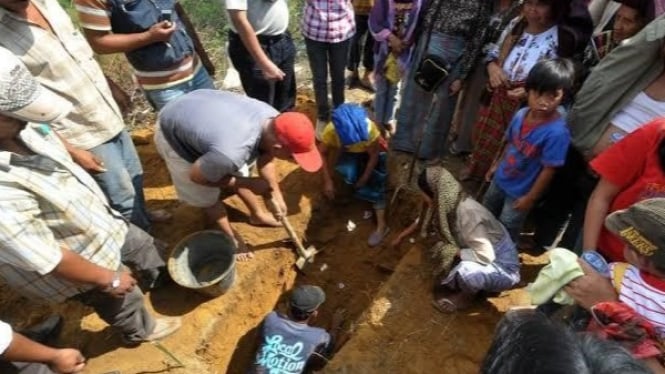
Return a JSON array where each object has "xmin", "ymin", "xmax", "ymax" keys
[{"xmin": 0, "ymin": 87, "xmax": 549, "ymax": 373}]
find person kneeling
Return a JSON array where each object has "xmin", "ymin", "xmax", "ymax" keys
[{"xmin": 392, "ymin": 166, "xmax": 521, "ymax": 312}]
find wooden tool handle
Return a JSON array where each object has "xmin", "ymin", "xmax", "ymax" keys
[{"xmin": 267, "ymin": 197, "xmax": 309, "ymax": 257}]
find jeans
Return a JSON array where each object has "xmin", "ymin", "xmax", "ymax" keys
[
  {"xmin": 374, "ymin": 75, "xmax": 400, "ymax": 124},
  {"xmin": 75, "ymin": 223, "xmax": 165, "ymax": 343},
  {"xmin": 305, "ymin": 37, "xmax": 351, "ymax": 121},
  {"xmin": 483, "ymin": 181, "xmax": 529, "ymax": 243},
  {"xmin": 347, "ymin": 14, "xmax": 374, "ymax": 72},
  {"xmin": 89, "ymin": 130, "xmax": 151, "ymax": 231},
  {"xmin": 228, "ymin": 32, "xmax": 297, "ymax": 112},
  {"xmin": 143, "ymin": 66, "xmax": 215, "ymax": 110},
  {"xmin": 392, "ymin": 32, "xmax": 465, "ymax": 160}
]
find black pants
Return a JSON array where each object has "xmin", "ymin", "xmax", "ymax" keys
[
  {"xmin": 305, "ymin": 38, "xmax": 351, "ymax": 121},
  {"xmin": 228, "ymin": 31, "xmax": 297, "ymax": 112},
  {"xmin": 347, "ymin": 14, "xmax": 375, "ymax": 72}
]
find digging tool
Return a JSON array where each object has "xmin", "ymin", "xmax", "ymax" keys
[{"xmin": 266, "ymin": 198, "xmax": 319, "ymax": 270}]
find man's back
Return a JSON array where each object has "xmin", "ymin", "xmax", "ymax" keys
[
  {"xmin": 249, "ymin": 311, "xmax": 331, "ymax": 374},
  {"xmin": 158, "ymin": 90, "xmax": 277, "ymax": 181}
]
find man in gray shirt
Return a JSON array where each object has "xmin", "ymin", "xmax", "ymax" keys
[{"xmin": 155, "ymin": 90, "xmax": 321, "ymax": 259}]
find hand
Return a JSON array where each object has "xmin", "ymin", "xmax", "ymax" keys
[
  {"xmin": 260, "ymin": 60, "xmax": 285, "ymax": 81},
  {"xmin": 48, "ymin": 348, "xmax": 86, "ymax": 374},
  {"xmin": 512, "ymin": 195, "xmax": 535, "ymax": 212},
  {"xmin": 271, "ymin": 193, "xmax": 288, "ymax": 220},
  {"xmin": 564, "ymin": 260, "xmax": 618, "ymax": 310},
  {"xmin": 506, "ymin": 87, "xmax": 526, "ymax": 100},
  {"xmin": 389, "ymin": 236, "xmax": 403, "ymax": 250},
  {"xmin": 388, "ymin": 34, "xmax": 405, "ymax": 54},
  {"xmin": 70, "ymin": 149, "xmax": 106, "ymax": 173},
  {"xmin": 323, "ymin": 179, "xmax": 335, "ymax": 200},
  {"xmin": 487, "ymin": 62, "xmax": 508, "ymax": 89},
  {"xmin": 103, "ymin": 271, "xmax": 137, "ymax": 298},
  {"xmin": 148, "ymin": 21, "xmax": 177, "ymax": 43},
  {"xmin": 353, "ymin": 177, "xmax": 368, "ymax": 190},
  {"xmin": 449, "ymin": 79, "xmax": 463, "ymax": 96}
]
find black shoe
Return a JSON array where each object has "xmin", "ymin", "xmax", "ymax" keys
[{"xmin": 20, "ymin": 315, "xmax": 63, "ymax": 345}]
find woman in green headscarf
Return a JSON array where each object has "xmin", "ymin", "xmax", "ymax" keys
[{"xmin": 391, "ymin": 166, "xmax": 521, "ymax": 312}]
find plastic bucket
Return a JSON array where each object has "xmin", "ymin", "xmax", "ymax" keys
[{"xmin": 167, "ymin": 230, "xmax": 236, "ymax": 297}]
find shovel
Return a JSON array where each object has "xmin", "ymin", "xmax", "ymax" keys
[{"xmin": 267, "ymin": 198, "xmax": 318, "ymax": 270}]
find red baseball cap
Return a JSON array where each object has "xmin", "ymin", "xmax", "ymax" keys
[{"xmin": 274, "ymin": 112, "xmax": 322, "ymax": 172}]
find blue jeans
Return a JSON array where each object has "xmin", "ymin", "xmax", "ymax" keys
[
  {"xmin": 482, "ymin": 181, "xmax": 528, "ymax": 243},
  {"xmin": 305, "ymin": 37, "xmax": 351, "ymax": 121},
  {"xmin": 143, "ymin": 66, "xmax": 215, "ymax": 110},
  {"xmin": 89, "ymin": 130, "xmax": 151, "ymax": 231},
  {"xmin": 374, "ymin": 74, "xmax": 400, "ymax": 124},
  {"xmin": 392, "ymin": 32, "xmax": 465, "ymax": 160}
]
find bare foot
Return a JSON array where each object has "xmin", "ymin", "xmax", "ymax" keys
[
  {"xmin": 432, "ymin": 291, "xmax": 475, "ymax": 313},
  {"xmin": 249, "ymin": 212, "xmax": 281, "ymax": 227},
  {"xmin": 235, "ymin": 252, "xmax": 255, "ymax": 262}
]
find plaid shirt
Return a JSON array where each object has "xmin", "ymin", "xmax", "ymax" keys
[
  {"xmin": 302, "ymin": 0, "xmax": 355, "ymax": 43},
  {"xmin": 0, "ymin": 124, "xmax": 127, "ymax": 303},
  {"xmin": 0, "ymin": 0, "xmax": 125, "ymax": 150}
]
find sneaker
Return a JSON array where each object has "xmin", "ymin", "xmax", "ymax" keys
[
  {"xmin": 368, "ymin": 227, "xmax": 390, "ymax": 247},
  {"xmin": 145, "ymin": 317, "xmax": 181, "ymax": 342}
]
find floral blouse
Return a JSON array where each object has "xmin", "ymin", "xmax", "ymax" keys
[{"xmin": 486, "ymin": 17, "xmax": 559, "ymax": 83}]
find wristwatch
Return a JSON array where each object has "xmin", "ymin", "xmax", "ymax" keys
[{"xmin": 109, "ymin": 271, "xmax": 121, "ymax": 290}]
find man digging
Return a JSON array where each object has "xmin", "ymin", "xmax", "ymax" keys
[{"xmin": 155, "ymin": 89, "xmax": 322, "ymax": 260}]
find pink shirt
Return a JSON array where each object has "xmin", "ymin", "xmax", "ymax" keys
[{"xmin": 301, "ymin": 0, "xmax": 355, "ymax": 43}]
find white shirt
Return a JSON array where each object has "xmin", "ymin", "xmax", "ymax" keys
[
  {"xmin": 611, "ymin": 92, "xmax": 665, "ymax": 133},
  {"xmin": 0, "ymin": 321, "xmax": 12, "ymax": 354},
  {"xmin": 225, "ymin": 0, "xmax": 289, "ymax": 36}
]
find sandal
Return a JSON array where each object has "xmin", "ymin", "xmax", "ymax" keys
[
  {"xmin": 149, "ymin": 209, "xmax": 172, "ymax": 223},
  {"xmin": 432, "ymin": 298, "xmax": 457, "ymax": 313},
  {"xmin": 368, "ymin": 227, "xmax": 390, "ymax": 247}
]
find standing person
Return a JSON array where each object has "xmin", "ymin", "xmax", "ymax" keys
[
  {"xmin": 0, "ymin": 53, "xmax": 180, "ymax": 346},
  {"xmin": 248, "ymin": 285, "xmax": 345, "ymax": 374},
  {"xmin": 483, "ymin": 59, "xmax": 573, "ymax": 242},
  {"xmin": 449, "ymin": 0, "xmax": 523, "ymax": 156},
  {"xmin": 348, "ymin": 0, "xmax": 376, "ymax": 91},
  {"xmin": 391, "ymin": 166, "xmax": 521, "ymax": 312},
  {"xmin": 390, "ymin": 0, "xmax": 491, "ymax": 162},
  {"xmin": 0, "ymin": 0, "xmax": 167, "ymax": 231},
  {"xmin": 461, "ymin": 0, "xmax": 590, "ymax": 181},
  {"xmin": 74, "ymin": 0, "xmax": 217, "ymax": 110},
  {"xmin": 155, "ymin": 90, "xmax": 322, "ymax": 260},
  {"xmin": 302, "ymin": 0, "xmax": 356, "ymax": 136},
  {"xmin": 0, "ymin": 320, "xmax": 86, "ymax": 374},
  {"xmin": 225, "ymin": 0, "xmax": 296, "ymax": 112},
  {"xmin": 369, "ymin": 0, "xmax": 425, "ymax": 138}
]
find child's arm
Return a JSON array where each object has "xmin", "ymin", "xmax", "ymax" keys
[
  {"xmin": 354, "ymin": 140, "xmax": 380, "ymax": 189},
  {"xmin": 318, "ymin": 142, "xmax": 338, "ymax": 199},
  {"xmin": 513, "ymin": 166, "xmax": 556, "ymax": 212},
  {"xmin": 486, "ymin": 142, "xmax": 508, "ymax": 182}
]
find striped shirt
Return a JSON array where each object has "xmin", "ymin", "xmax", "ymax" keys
[
  {"xmin": 74, "ymin": 0, "xmax": 201, "ymax": 90},
  {"xmin": 0, "ymin": 0, "xmax": 125, "ymax": 151},
  {"xmin": 611, "ymin": 263, "xmax": 665, "ymax": 339},
  {"xmin": 302, "ymin": 0, "xmax": 355, "ymax": 43},
  {"xmin": 0, "ymin": 124, "xmax": 127, "ymax": 303}
]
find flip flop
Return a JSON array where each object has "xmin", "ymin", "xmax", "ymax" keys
[
  {"xmin": 431, "ymin": 298, "xmax": 457, "ymax": 314},
  {"xmin": 368, "ymin": 227, "xmax": 391, "ymax": 247}
]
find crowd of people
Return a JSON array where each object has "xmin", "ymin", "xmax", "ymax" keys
[{"xmin": 2, "ymin": 0, "xmax": 665, "ymax": 372}]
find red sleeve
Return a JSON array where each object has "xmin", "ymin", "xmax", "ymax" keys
[{"xmin": 590, "ymin": 120, "xmax": 664, "ymax": 189}]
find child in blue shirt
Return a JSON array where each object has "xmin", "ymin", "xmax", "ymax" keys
[{"xmin": 483, "ymin": 58, "xmax": 575, "ymax": 243}]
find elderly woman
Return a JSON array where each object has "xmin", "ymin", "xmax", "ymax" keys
[
  {"xmin": 391, "ymin": 166, "xmax": 520, "ymax": 312},
  {"xmin": 390, "ymin": 0, "xmax": 491, "ymax": 162},
  {"xmin": 461, "ymin": 0, "xmax": 592, "ymax": 181}
]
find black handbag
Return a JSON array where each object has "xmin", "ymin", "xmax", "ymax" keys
[{"xmin": 413, "ymin": 0, "xmax": 449, "ymax": 93}]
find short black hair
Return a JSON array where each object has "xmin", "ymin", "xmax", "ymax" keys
[
  {"xmin": 289, "ymin": 306, "xmax": 315, "ymax": 322},
  {"xmin": 481, "ymin": 310, "xmax": 650, "ymax": 374},
  {"xmin": 619, "ymin": 0, "xmax": 655, "ymax": 23},
  {"xmin": 525, "ymin": 58, "xmax": 576, "ymax": 94}
]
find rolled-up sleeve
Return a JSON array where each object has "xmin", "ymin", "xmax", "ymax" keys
[{"xmin": 0, "ymin": 187, "xmax": 63, "ymax": 275}]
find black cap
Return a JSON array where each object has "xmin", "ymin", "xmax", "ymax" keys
[{"xmin": 290, "ymin": 285, "xmax": 326, "ymax": 313}]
